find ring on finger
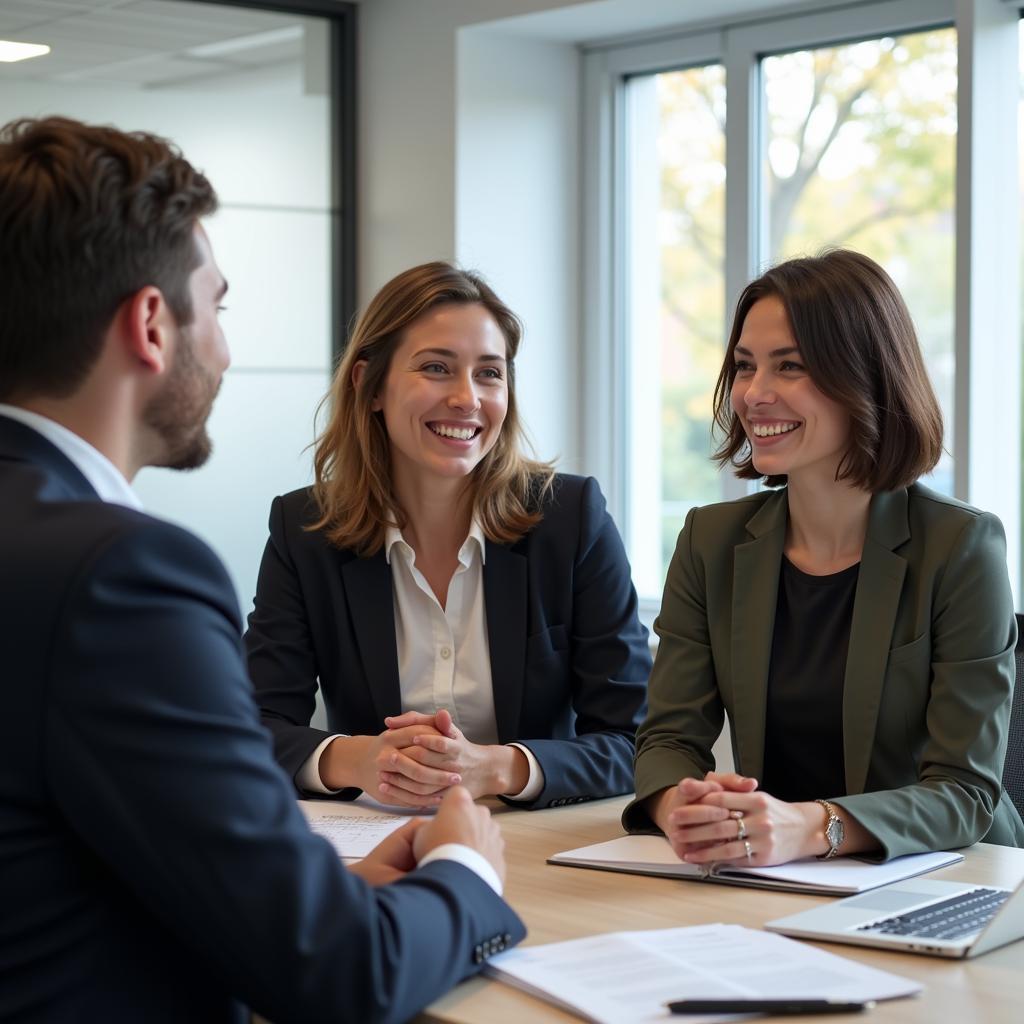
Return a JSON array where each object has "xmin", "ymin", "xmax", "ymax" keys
[
  {"xmin": 735, "ymin": 817, "xmax": 748, "ymax": 841},
  {"xmin": 743, "ymin": 840, "xmax": 753, "ymax": 862},
  {"xmin": 729, "ymin": 810, "xmax": 744, "ymax": 820}
]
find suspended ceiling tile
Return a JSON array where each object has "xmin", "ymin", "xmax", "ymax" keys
[
  {"xmin": 37, "ymin": 13, "xmax": 235, "ymax": 50},
  {"xmin": 0, "ymin": 3, "xmax": 89, "ymax": 35},
  {"xmin": 0, "ymin": 0, "xmax": 318, "ymax": 89},
  {"xmin": 60, "ymin": 53, "xmax": 231, "ymax": 85},
  {"xmin": 123, "ymin": 1, "xmax": 295, "ymax": 34},
  {"xmin": 223, "ymin": 37, "xmax": 304, "ymax": 67}
]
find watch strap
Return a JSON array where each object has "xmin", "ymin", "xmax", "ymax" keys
[{"xmin": 815, "ymin": 799, "xmax": 843, "ymax": 859}]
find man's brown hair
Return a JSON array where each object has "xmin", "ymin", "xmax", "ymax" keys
[
  {"xmin": 0, "ymin": 116, "xmax": 218, "ymax": 402},
  {"xmin": 712, "ymin": 249, "xmax": 944, "ymax": 492}
]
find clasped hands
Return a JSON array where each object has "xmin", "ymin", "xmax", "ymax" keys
[
  {"xmin": 334, "ymin": 709, "xmax": 526, "ymax": 809},
  {"xmin": 654, "ymin": 772, "xmax": 830, "ymax": 868}
]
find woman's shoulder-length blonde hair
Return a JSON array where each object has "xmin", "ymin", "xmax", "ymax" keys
[{"xmin": 309, "ymin": 260, "xmax": 555, "ymax": 555}]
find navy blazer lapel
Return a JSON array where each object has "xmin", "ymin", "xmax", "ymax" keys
[
  {"xmin": 341, "ymin": 552, "xmax": 403, "ymax": 724},
  {"xmin": 483, "ymin": 540, "xmax": 527, "ymax": 743},
  {"xmin": 843, "ymin": 489, "xmax": 909, "ymax": 794},
  {"xmin": 730, "ymin": 491, "xmax": 787, "ymax": 781},
  {"xmin": 0, "ymin": 414, "xmax": 99, "ymax": 501}
]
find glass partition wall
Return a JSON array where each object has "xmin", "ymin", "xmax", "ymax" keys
[{"xmin": 0, "ymin": 0, "xmax": 354, "ymax": 619}]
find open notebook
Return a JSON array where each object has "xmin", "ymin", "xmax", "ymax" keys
[{"xmin": 549, "ymin": 834, "xmax": 962, "ymax": 896}]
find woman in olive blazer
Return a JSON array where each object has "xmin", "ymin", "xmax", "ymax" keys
[{"xmin": 625, "ymin": 250, "xmax": 1024, "ymax": 864}]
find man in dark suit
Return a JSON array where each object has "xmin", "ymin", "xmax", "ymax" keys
[{"xmin": 0, "ymin": 116, "xmax": 524, "ymax": 1023}]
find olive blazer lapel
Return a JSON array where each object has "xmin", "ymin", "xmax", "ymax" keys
[
  {"xmin": 842, "ymin": 489, "xmax": 909, "ymax": 795},
  {"xmin": 730, "ymin": 491, "xmax": 788, "ymax": 782},
  {"xmin": 341, "ymin": 552, "xmax": 403, "ymax": 724},
  {"xmin": 482, "ymin": 540, "xmax": 528, "ymax": 742}
]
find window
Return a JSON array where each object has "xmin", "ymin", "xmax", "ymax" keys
[{"xmin": 587, "ymin": 0, "xmax": 1019, "ymax": 608}]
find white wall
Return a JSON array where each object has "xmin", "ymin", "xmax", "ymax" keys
[
  {"xmin": 357, "ymin": 0, "xmax": 591, "ymax": 469},
  {"xmin": 355, "ymin": 0, "xmax": 594, "ymax": 297},
  {"xmin": 1, "ymin": 61, "xmax": 333, "ymax": 616},
  {"xmin": 456, "ymin": 29, "xmax": 580, "ymax": 468}
]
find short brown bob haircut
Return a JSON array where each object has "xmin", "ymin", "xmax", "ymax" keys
[
  {"xmin": 712, "ymin": 249, "xmax": 943, "ymax": 492},
  {"xmin": 310, "ymin": 261, "xmax": 555, "ymax": 555},
  {"xmin": 0, "ymin": 116, "xmax": 217, "ymax": 402}
]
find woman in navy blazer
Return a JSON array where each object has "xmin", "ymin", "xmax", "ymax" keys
[{"xmin": 246, "ymin": 262, "xmax": 649, "ymax": 809}]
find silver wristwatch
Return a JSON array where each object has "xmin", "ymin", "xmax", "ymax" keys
[{"xmin": 815, "ymin": 799, "xmax": 845, "ymax": 859}]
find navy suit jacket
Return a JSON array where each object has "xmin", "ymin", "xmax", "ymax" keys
[
  {"xmin": 0, "ymin": 414, "xmax": 524, "ymax": 1024},
  {"xmin": 245, "ymin": 474, "xmax": 651, "ymax": 808}
]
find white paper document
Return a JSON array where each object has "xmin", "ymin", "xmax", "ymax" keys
[
  {"xmin": 486, "ymin": 924, "xmax": 921, "ymax": 1024},
  {"xmin": 550, "ymin": 834, "xmax": 962, "ymax": 895},
  {"xmin": 299, "ymin": 801, "xmax": 412, "ymax": 860}
]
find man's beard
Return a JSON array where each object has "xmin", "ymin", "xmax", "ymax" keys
[{"xmin": 143, "ymin": 326, "xmax": 221, "ymax": 471}]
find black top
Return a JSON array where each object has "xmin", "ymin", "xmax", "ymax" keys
[{"xmin": 761, "ymin": 556, "xmax": 860, "ymax": 803}]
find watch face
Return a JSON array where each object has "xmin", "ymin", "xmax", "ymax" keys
[{"xmin": 826, "ymin": 816, "xmax": 845, "ymax": 849}]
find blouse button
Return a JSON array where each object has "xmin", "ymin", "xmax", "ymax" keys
[{"xmin": 440, "ymin": 646, "xmax": 452, "ymax": 659}]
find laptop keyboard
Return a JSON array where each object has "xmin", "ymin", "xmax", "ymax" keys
[{"xmin": 856, "ymin": 887, "xmax": 1009, "ymax": 941}]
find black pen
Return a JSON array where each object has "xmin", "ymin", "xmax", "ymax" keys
[{"xmin": 667, "ymin": 998, "xmax": 874, "ymax": 1015}]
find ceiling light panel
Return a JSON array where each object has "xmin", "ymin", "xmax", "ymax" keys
[
  {"xmin": 0, "ymin": 0, "xmax": 314, "ymax": 89},
  {"xmin": 0, "ymin": 41, "xmax": 51, "ymax": 63}
]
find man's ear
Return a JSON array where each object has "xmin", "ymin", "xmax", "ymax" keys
[
  {"xmin": 352, "ymin": 359, "xmax": 382, "ymax": 411},
  {"xmin": 123, "ymin": 286, "xmax": 174, "ymax": 375}
]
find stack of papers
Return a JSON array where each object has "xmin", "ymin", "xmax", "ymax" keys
[
  {"xmin": 550, "ymin": 835, "xmax": 962, "ymax": 895},
  {"xmin": 486, "ymin": 924, "xmax": 921, "ymax": 1023},
  {"xmin": 298, "ymin": 800, "xmax": 414, "ymax": 860}
]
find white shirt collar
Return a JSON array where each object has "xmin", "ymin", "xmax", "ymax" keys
[
  {"xmin": 385, "ymin": 517, "xmax": 487, "ymax": 567},
  {"xmin": 0, "ymin": 404, "xmax": 143, "ymax": 511}
]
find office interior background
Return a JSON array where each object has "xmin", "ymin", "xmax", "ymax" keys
[{"xmin": 1, "ymin": 0, "xmax": 1021, "ymax": 623}]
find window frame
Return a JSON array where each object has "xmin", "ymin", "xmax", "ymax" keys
[
  {"xmin": 188, "ymin": 0, "xmax": 357, "ymax": 360},
  {"xmin": 581, "ymin": 0, "xmax": 1021, "ymax": 610}
]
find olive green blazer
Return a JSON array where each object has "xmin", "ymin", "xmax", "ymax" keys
[{"xmin": 625, "ymin": 483, "xmax": 1024, "ymax": 858}]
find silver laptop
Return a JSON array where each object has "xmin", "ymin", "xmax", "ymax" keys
[{"xmin": 766, "ymin": 877, "xmax": 1024, "ymax": 958}]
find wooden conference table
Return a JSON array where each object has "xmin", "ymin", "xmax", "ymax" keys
[{"xmin": 416, "ymin": 795, "xmax": 1024, "ymax": 1024}]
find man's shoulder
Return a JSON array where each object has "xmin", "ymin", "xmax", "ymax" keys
[
  {"xmin": 6, "ymin": 487, "xmax": 238, "ymax": 623},
  {"xmin": 40, "ymin": 496, "xmax": 223, "ymax": 565}
]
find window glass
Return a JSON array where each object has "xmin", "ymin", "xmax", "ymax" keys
[
  {"xmin": 624, "ymin": 65, "xmax": 726, "ymax": 600},
  {"xmin": 763, "ymin": 29, "xmax": 957, "ymax": 494}
]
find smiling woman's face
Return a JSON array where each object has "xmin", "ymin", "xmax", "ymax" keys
[
  {"xmin": 730, "ymin": 295, "xmax": 851, "ymax": 487},
  {"xmin": 370, "ymin": 301, "xmax": 509, "ymax": 489}
]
